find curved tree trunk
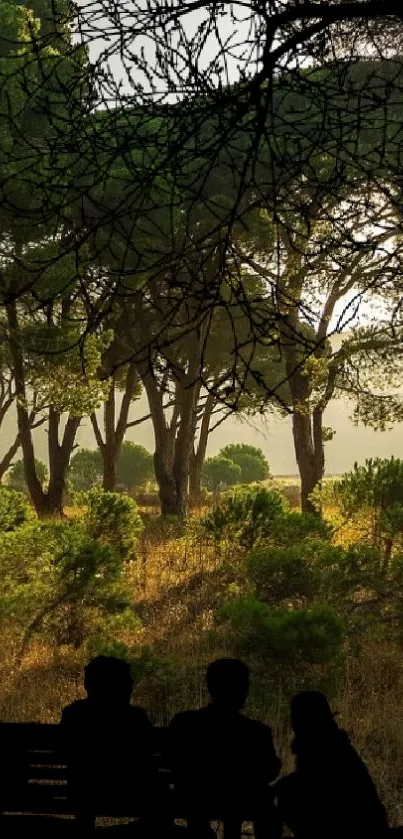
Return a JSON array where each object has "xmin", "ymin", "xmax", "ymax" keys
[
  {"xmin": 91, "ymin": 364, "xmax": 139, "ymax": 492},
  {"xmin": 189, "ymin": 392, "xmax": 215, "ymax": 505},
  {"xmin": 6, "ymin": 301, "xmax": 80, "ymax": 517}
]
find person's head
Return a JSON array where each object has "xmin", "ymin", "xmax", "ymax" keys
[
  {"xmin": 291, "ymin": 691, "xmax": 338, "ymax": 738},
  {"xmin": 206, "ymin": 658, "xmax": 249, "ymax": 712},
  {"xmin": 84, "ymin": 656, "xmax": 133, "ymax": 705}
]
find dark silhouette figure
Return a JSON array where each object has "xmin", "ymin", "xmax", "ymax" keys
[
  {"xmin": 276, "ymin": 691, "xmax": 389, "ymax": 839},
  {"xmin": 60, "ymin": 656, "xmax": 155, "ymax": 831},
  {"xmin": 170, "ymin": 658, "xmax": 282, "ymax": 839}
]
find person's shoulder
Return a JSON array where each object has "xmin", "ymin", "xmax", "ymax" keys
[
  {"xmin": 337, "ymin": 730, "xmax": 370, "ymax": 769},
  {"xmin": 60, "ymin": 699, "xmax": 89, "ymax": 728},
  {"xmin": 239, "ymin": 714, "xmax": 273, "ymax": 737}
]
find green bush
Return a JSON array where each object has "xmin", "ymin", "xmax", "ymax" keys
[
  {"xmin": 336, "ymin": 458, "xmax": 403, "ymax": 557},
  {"xmin": 68, "ymin": 449, "xmax": 103, "ymax": 491},
  {"xmin": 201, "ymin": 485, "xmax": 286, "ymax": 548},
  {"xmin": 220, "ymin": 444, "xmax": 270, "ymax": 483},
  {"xmin": 218, "ymin": 596, "xmax": 345, "ymax": 663},
  {"xmin": 83, "ymin": 488, "xmax": 144, "ymax": 562},
  {"xmin": 270, "ymin": 510, "xmax": 332, "ymax": 546},
  {"xmin": 0, "ymin": 520, "xmax": 140, "ymax": 654},
  {"xmin": 7, "ymin": 458, "xmax": 47, "ymax": 493},
  {"xmin": 246, "ymin": 542, "xmax": 321, "ymax": 602},
  {"xmin": 117, "ymin": 442, "xmax": 155, "ymax": 491},
  {"xmin": 0, "ymin": 486, "xmax": 34, "ymax": 531},
  {"xmin": 202, "ymin": 456, "xmax": 242, "ymax": 490},
  {"xmin": 245, "ymin": 538, "xmax": 403, "ymax": 643}
]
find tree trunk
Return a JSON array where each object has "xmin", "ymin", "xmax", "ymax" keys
[
  {"xmin": 103, "ymin": 441, "xmax": 117, "ymax": 491},
  {"xmin": 154, "ymin": 447, "xmax": 179, "ymax": 515},
  {"xmin": 102, "ymin": 378, "xmax": 116, "ymax": 490},
  {"xmin": 189, "ymin": 448, "xmax": 202, "ymax": 506},
  {"xmin": 46, "ymin": 411, "xmax": 80, "ymax": 516},
  {"xmin": 292, "ymin": 409, "xmax": 324, "ymax": 516},
  {"xmin": 0, "ymin": 435, "xmax": 21, "ymax": 482},
  {"xmin": 6, "ymin": 301, "xmax": 47, "ymax": 513},
  {"xmin": 92, "ymin": 365, "xmax": 139, "ymax": 492},
  {"xmin": 189, "ymin": 393, "xmax": 215, "ymax": 505}
]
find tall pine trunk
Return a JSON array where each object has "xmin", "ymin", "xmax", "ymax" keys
[
  {"xmin": 292, "ymin": 408, "xmax": 324, "ymax": 516},
  {"xmin": 284, "ymin": 315, "xmax": 324, "ymax": 517}
]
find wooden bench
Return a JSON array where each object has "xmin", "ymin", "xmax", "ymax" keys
[
  {"xmin": 3, "ymin": 723, "xmax": 400, "ymax": 838},
  {"xmin": 0, "ymin": 722, "xmax": 177, "ymax": 830},
  {"xmin": 0, "ymin": 722, "xmax": 258, "ymax": 836}
]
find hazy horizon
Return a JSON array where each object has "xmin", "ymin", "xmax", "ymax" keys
[{"xmin": 1, "ymin": 387, "xmax": 403, "ymax": 477}]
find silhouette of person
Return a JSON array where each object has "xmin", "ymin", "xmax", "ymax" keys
[
  {"xmin": 170, "ymin": 658, "xmax": 282, "ymax": 839},
  {"xmin": 60, "ymin": 656, "xmax": 156, "ymax": 831},
  {"xmin": 276, "ymin": 691, "xmax": 389, "ymax": 839}
]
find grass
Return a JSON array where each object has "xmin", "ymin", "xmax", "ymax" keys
[{"xmin": 1, "ymin": 483, "xmax": 403, "ymax": 825}]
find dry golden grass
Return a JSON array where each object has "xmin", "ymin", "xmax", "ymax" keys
[{"xmin": 1, "ymin": 496, "xmax": 403, "ymax": 824}]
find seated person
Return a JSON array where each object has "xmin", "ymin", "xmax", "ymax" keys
[
  {"xmin": 170, "ymin": 658, "xmax": 282, "ymax": 839},
  {"xmin": 60, "ymin": 656, "xmax": 156, "ymax": 829},
  {"xmin": 276, "ymin": 691, "xmax": 389, "ymax": 839}
]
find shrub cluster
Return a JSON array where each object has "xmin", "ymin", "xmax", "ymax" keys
[
  {"xmin": 203, "ymin": 473, "xmax": 403, "ymax": 679},
  {"xmin": 0, "ymin": 488, "xmax": 143, "ymax": 659}
]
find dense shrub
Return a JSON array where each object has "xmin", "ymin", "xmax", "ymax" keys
[
  {"xmin": 244, "ymin": 537, "xmax": 403, "ymax": 645},
  {"xmin": 0, "ymin": 520, "xmax": 140, "ymax": 655},
  {"xmin": 336, "ymin": 458, "xmax": 403, "ymax": 557},
  {"xmin": 82, "ymin": 488, "xmax": 144, "ymax": 562},
  {"xmin": 202, "ymin": 456, "xmax": 242, "ymax": 490},
  {"xmin": 0, "ymin": 486, "xmax": 34, "ymax": 531},
  {"xmin": 7, "ymin": 459, "xmax": 47, "ymax": 493},
  {"xmin": 245, "ymin": 542, "xmax": 322, "ymax": 602},
  {"xmin": 219, "ymin": 444, "xmax": 270, "ymax": 483},
  {"xmin": 201, "ymin": 486, "xmax": 286, "ymax": 548},
  {"xmin": 117, "ymin": 442, "xmax": 154, "ymax": 490},
  {"xmin": 270, "ymin": 510, "xmax": 332, "ymax": 545},
  {"xmin": 218, "ymin": 596, "xmax": 345, "ymax": 663},
  {"xmin": 68, "ymin": 449, "xmax": 103, "ymax": 491}
]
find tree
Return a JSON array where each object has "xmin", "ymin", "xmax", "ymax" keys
[
  {"xmin": 236, "ymin": 162, "xmax": 403, "ymax": 513},
  {"xmin": 77, "ymin": 49, "xmax": 403, "ymax": 517},
  {"xmin": 2, "ymin": 2, "xmax": 402, "ymax": 523},
  {"xmin": 0, "ymin": 332, "xmax": 38, "ymax": 482},
  {"xmin": 5, "ymin": 293, "xmax": 109, "ymax": 516},
  {"xmin": 202, "ymin": 456, "xmax": 242, "ymax": 491},
  {"xmin": 68, "ymin": 449, "xmax": 103, "ymax": 491},
  {"xmin": 116, "ymin": 442, "xmax": 155, "ymax": 491},
  {"xmin": 90, "ymin": 346, "xmax": 143, "ymax": 492},
  {"xmin": 219, "ymin": 444, "xmax": 270, "ymax": 483},
  {"xmin": 0, "ymin": 1, "xmax": 101, "ymax": 516},
  {"xmin": 127, "ymin": 270, "xmax": 281, "ymax": 516},
  {"xmin": 7, "ymin": 459, "xmax": 47, "ymax": 493}
]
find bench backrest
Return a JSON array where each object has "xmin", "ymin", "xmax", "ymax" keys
[{"xmin": 0, "ymin": 722, "xmax": 172, "ymax": 818}]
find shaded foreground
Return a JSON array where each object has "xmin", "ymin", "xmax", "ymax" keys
[{"xmin": 1, "ymin": 497, "xmax": 403, "ymax": 827}]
